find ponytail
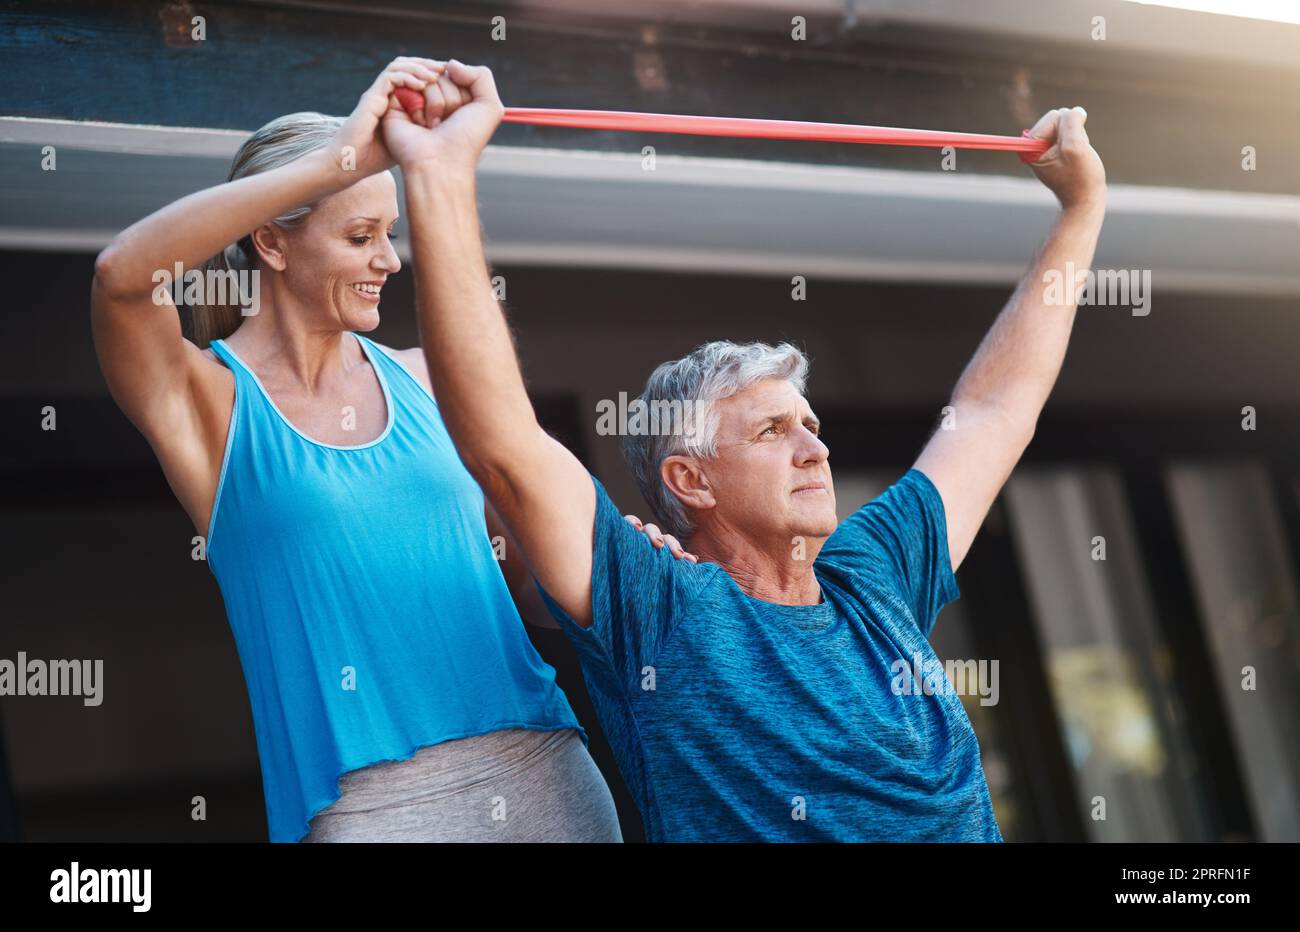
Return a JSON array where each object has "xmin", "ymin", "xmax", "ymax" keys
[{"xmin": 192, "ymin": 239, "xmax": 253, "ymax": 347}]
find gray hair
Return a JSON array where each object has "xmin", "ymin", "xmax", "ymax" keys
[
  {"xmin": 622, "ymin": 340, "xmax": 810, "ymax": 540},
  {"xmin": 193, "ymin": 111, "xmax": 348, "ymax": 346}
]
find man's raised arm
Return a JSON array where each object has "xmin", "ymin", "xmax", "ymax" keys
[
  {"xmin": 389, "ymin": 58, "xmax": 598, "ymax": 625},
  {"xmin": 915, "ymin": 106, "xmax": 1107, "ymax": 572}
]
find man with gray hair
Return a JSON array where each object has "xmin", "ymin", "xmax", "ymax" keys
[{"xmin": 401, "ymin": 61, "xmax": 1104, "ymax": 840}]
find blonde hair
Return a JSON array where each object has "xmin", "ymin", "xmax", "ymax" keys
[{"xmin": 192, "ymin": 112, "xmax": 346, "ymax": 346}]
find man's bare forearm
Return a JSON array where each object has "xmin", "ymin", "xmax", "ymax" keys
[
  {"xmin": 393, "ymin": 62, "xmax": 600, "ymax": 625},
  {"xmin": 406, "ymin": 164, "xmax": 541, "ymax": 481},
  {"xmin": 951, "ymin": 201, "xmax": 1105, "ymax": 428}
]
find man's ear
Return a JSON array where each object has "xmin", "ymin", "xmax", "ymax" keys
[
  {"xmin": 249, "ymin": 223, "xmax": 288, "ymax": 272},
  {"xmin": 662, "ymin": 454, "xmax": 715, "ymax": 513}
]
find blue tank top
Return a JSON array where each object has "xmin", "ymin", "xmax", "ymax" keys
[{"xmin": 205, "ymin": 332, "xmax": 584, "ymax": 842}]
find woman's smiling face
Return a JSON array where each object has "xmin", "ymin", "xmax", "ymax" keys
[{"xmin": 267, "ymin": 170, "xmax": 402, "ymax": 332}]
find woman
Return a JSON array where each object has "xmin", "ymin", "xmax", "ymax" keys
[{"xmin": 90, "ymin": 58, "xmax": 683, "ymax": 842}]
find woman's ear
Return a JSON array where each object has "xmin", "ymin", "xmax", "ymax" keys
[
  {"xmin": 249, "ymin": 224, "xmax": 287, "ymax": 272},
  {"xmin": 661, "ymin": 455, "xmax": 714, "ymax": 512}
]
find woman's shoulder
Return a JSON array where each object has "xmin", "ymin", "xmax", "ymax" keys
[{"xmin": 369, "ymin": 341, "xmax": 435, "ymax": 398}]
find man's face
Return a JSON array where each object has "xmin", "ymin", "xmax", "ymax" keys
[{"xmin": 698, "ymin": 377, "xmax": 838, "ymax": 546}]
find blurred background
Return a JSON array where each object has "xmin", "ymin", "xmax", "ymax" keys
[{"xmin": 1, "ymin": 0, "xmax": 1298, "ymax": 842}]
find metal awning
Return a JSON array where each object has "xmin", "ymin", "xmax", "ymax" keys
[{"xmin": 3, "ymin": 116, "xmax": 1298, "ymax": 296}]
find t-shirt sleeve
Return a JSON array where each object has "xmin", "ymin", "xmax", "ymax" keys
[
  {"xmin": 818, "ymin": 467, "xmax": 960, "ymax": 639},
  {"xmin": 536, "ymin": 473, "xmax": 714, "ymax": 694}
]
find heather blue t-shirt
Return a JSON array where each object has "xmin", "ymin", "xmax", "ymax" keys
[{"xmin": 540, "ymin": 467, "xmax": 1003, "ymax": 842}]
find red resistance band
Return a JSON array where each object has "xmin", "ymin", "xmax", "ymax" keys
[{"xmin": 392, "ymin": 89, "xmax": 1049, "ymax": 163}]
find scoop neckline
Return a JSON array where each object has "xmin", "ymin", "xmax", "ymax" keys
[{"xmin": 215, "ymin": 332, "xmax": 395, "ymax": 451}]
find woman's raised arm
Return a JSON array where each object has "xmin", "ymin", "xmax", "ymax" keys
[{"xmin": 90, "ymin": 59, "xmax": 441, "ymax": 441}]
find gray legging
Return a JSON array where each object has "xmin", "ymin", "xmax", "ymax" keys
[{"xmin": 303, "ymin": 728, "xmax": 622, "ymax": 842}]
